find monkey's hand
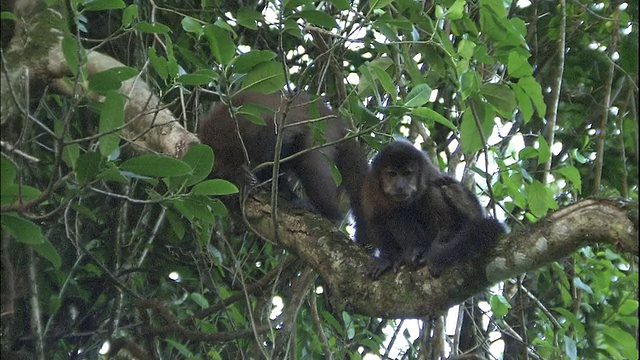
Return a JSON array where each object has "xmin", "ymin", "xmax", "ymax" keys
[{"xmin": 366, "ymin": 258, "xmax": 393, "ymax": 280}]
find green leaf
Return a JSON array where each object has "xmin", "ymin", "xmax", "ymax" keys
[
  {"xmin": 481, "ymin": 83, "xmax": 516, "ymax": 118},
  {"xmin": 1, "ymin": 156, "xmax": 17, "ymax": 190},
  {"xmin": 120, "ymin": 155, "xmax": 192, "ymax": 178},
  {"xmin": 489, "ymin": 294, "xmax": 511, "ymax": 317},
  {"xmin": 405, "ymin": 84, "xmax": 433, "ymax": 107},
  {"xmin": 204, "ymin": 25, "xmax": 236, "ymax": 66},
  {"xmin": 134, "ymin": 21, "xmax": 171, "ymax": 34},
  {"xmin": 618, "ymin": 299, "xmax": 638, "ymax": 316},
  {"xmin": 181, "ymin": 144, "xmax": 214, "ymax": 187},
  {"xmin": 513, "ymin": 82, "xmax": 534, "ymax": 123},
  {"xmin": 1, "ymin": 11, "xmax": 17, "ymax": 20},
  {"xmin": 518, "ymin": 76, "xmax": 547, "ymax": 118},
  {"xmin": 33, "ymin": 238, "xmax": 62, "ymax": 269},
  {"xmin": 536, "ymin": 133, "xmax": 551, "ymax": 165},
  {"xmin": 82, "ymin": 0, "xmax": 125, "ymax": 11},
  {"xmin": 444, "ymin": 0, "xmax": 465, "ymax": 20},
  {"xmin": 233, "ymin": 50, "xmax": 277, "ymax": 73},
  {"xmin": 457, "ymin": 38, "xmax": 476, "ymax": 60},
  {"xmin": 410, "ymin": 107, "xmax": 458, "ymax": 133},
  {"xmin": 236, "ymin": 103, "xmax": 269, "ymax": 126},
  {"xmin": 181, "ymin": 16, "xmax": 203, "ymax": 35},
  {"xmin": 165, "ymin": 339, "xmax": 194, "ymax": 358},
  {"xmin": 236, "ymin": 7, "xmax": 263, "ymax": 30},
  {"xmin": 191, "ymin": 179, "xmax": 239, "ymax": 196},
  {"xmin": 99, "ymin": 91, "xmax": 125, "ymax": 157},
  {"xmin": 328, "ymin": 0, "xmax": 351, "ymax": 10},
  {"xmin": 563, "ymin": 335, "xmax": 577, "ymax": 360},
  {"xmin": 295, "ymin": 10, "xmax": 337, "ymax": 29},
  {"xmin": 177, "ymin": 69, "xmax": 219, "ymax": 85},
  {"xmin": 573, "ymin": 277, "xmax": 594, "ymax": 294},
  {"xmin": 525, "ymin": 180, "xmax": 558, "ymax": 218},
  {"xmin": 190, "ymin": 292, "xmax": 210, "ymax": 308},
  {"xmin": 1, "ymin": 213, "xmax": 44, "ymax": 245},
  {"xmin": 89, "ymin": 66, "xmax": 138, "ymax": 92},
  {"xmin": 241, "ymin": 62, "xmax": 286, "ymax": 94},
  {"xmin": 61, "ymin": 35, "xmax": 81, "ymax": 76},
  {"xmin": 459, "ymin": 97, "xmax": 495, "ymax": 153},
  {"xmin": 370, "ymin": 65, "xmax": 397, "ymax": 100},
  {"xmin": 507, "ymin": 51, "xmax": 533, "ymax": 78},
  {"xmin": 148, "ymin": 47, "xmax": 168, "ymax": 80},
  {"xmin": 76, "ymin": 151, "xmax": 103, "ymax": 186},
  {"xmin": 518, "ymin": 146, "xmax": 538, "ymax": 160},
  {"xmin": 98, "ymin": 162, "xmax": 129, "ymax": 184},
  {"xmin": 369, "ymin": 0, "xmax": 394, "ymax": 11},
  {"xmin": 121, "ymin": 4, "xmax": 138, "ymax": 27}
]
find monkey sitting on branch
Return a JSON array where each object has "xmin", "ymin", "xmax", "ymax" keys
[
  {"xmin": 198, "ymin": 91, "xmax": 366, "ymax": 221},
  {"xmin": 354, "ymin": 140, "xmax": 504, "ymax": 279}
]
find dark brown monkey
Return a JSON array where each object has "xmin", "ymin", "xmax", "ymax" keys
[
  {"xmin": 198, "ymin": 91, "xmax": 366, "ymax": 220},
  {"xmin": 355, "ymin": 140, "xmax": 504, "ymax": 279}
]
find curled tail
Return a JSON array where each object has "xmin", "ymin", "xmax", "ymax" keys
[{"xmin": 425, "ymin": 218, "xmax": 505, "ymax": 278}]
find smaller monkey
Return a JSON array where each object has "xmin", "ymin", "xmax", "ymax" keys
[{"xmin": 354, "ymin": 140, "xmax": 504, "ymax": 279}]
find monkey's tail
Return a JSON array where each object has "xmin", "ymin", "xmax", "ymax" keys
[
  {"xmin": 335, "ymin": 137, "xmax": 369, "ymax": 222},
  {"xmin": 426, "ymin": 218, "xmax": 505, "ymax": 277}
]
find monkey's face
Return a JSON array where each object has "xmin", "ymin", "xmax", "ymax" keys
[{"xmin": 379, "ymin": 165, "xmax": 419, "ymax": 203}]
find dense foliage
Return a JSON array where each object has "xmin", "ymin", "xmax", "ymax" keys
[{"xmin": 1, "ymin": 0, "xmax": 637, "ymax": 359}]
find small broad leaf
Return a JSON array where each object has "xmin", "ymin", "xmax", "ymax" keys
[
  {"xmin": 405, "ymin": 84, "xmax": 433, "ymax": 107},
  {"xmin": 177, "ymin": 69, "xmax": 219, "ymax": 85},
  {"xmin": 61, "ymin": 35, "xmax": 81, "ymax": 76},
  {"xmin": 236, "ymin": 7, "xmax": 263, "ymax": 30},
  {"xmin": 410, "ymin": 107, "xmax": 457, "ymax": 133},
  {"xmin": 536, "ymin": 133, "xmax": 551, "ymax": 165},
  {"xmin": 507, "ymin": 51, "xmax": 533, "ymax": 78},
  {"xmin": 180, "ymin": 144, "xmax": 214, "ymax": 187},
  {"xmin": 233, "ymin": 50, "xmax": 277, "ymax": 73},
  {"xmin": 134, "ymin": 21, "xmax": 171, "ymax": 34},
  {"xmin": 204, "ymin": 25, "xmax": 236, "ymax": 66},
  {"xmin": 76, "ymin": 151, "xmax": 103, "ymax": 186},
  {"xmin": 82, "ymin": 0, "xmax": 125, "ymax": 11},
  {"xmin": 1, "ymin": 156, "xmax": 17, "ymax": 189},
  {"xmin": 89, "ymin": 66, "xmax": 138, "ymax": 92},
  {"xmin": 191, "ymin": 179, "xmax": 239, "ymax": 196},
  {"xmin": 525, "ymin": 180, "xmax": 558, "ymax": 218},
  {"xmin": 120, "ymin": 155, "xmax": 192, "ymax": 178},
  {"xmin": 181, "ymin": 16, "xmax": 203, "ymax": 35},
  {"xmin": 241, "ymin": 62, "xmax": 286, "ymax": 94},
  {"xmin": 236, "ymin": 103, "xmax": 268, "ymax": 126},
  {"xmin": 444, "ymin": 0, "xmax": 465, "ymax": 20},
  {"xmin": 33, "ymin": 238, "xmax": 62, "ymax": 269},
  {"xmin": 190, "ymin": 293, "xmax": 210, "ymax": 308},
  {"xmin": 121, "ymin": 4, "xmax": 138, "ymax": 27},
  {"xmin": 98, "ymin": 91, "xmax": 125, "ymax": 157},
  {"xmin": 295, "ymin": 10, "xmax": 337, "ymax": 29},
  {"xmin": 481, "ymin": 83, "xmax": 516, "ymax": 118},
  {"xmin": 519, "ymin": 76, "xmax": 547, "ymax": 118},
  {"xmin": 489, "ymin": 294, "xmax": 511, "ymax": 317},
  {"xmin": 1, "ymin": 213, "xmax": 44, "ymax": 245}
]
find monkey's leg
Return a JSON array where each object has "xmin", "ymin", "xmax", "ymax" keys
[{"xmin": 294, "ymin": 151, "xmax": 343, "ymax": 220}]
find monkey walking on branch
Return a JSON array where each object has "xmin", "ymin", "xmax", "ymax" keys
[{"xmin": 355, "ymin": 140, "xmax": 504, "ymax": 279}]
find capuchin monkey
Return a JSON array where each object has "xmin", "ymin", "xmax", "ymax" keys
[
  {"xmin": 355, "ymin": 140, "xmax": 504, "ymax": 279},
  {"xmin": 198, "ymin": 91, "xmax": 367, "ymax": 220}
]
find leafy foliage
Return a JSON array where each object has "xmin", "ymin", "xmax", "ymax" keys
[{"xmin": 0, "ymin": 0, "xmax": 637, "ymax": 359}]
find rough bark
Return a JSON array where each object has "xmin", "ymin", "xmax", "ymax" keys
[{"xmin": 243, "ymin": 196, "xmax": 638, "ymax": 318}]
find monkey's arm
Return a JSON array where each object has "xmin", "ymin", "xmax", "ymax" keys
[{"xmin": 424, "ymin": 217, "xmax": 504, "ymax": 277}]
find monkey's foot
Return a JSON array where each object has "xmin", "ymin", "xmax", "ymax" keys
[{"xmin": 366, "ymin": 258, "xmax": 393, "ymax": 280}]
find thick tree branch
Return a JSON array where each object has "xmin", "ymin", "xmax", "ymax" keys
[
  {"xmin": 1, "ymin": 2, "xmax": 198, "ymax": 158},
  {"xmin": 243, "ymin": 197, "xmax": 638, "ymax": 318}
]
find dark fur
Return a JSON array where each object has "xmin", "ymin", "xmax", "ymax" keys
[
  {"xmin": 198, "ymin": 91, "xmax": 366, "ymax": 220},
  {"xmin": 355, "ymin": 140, "xmax": 504, "ymax": 279}
]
